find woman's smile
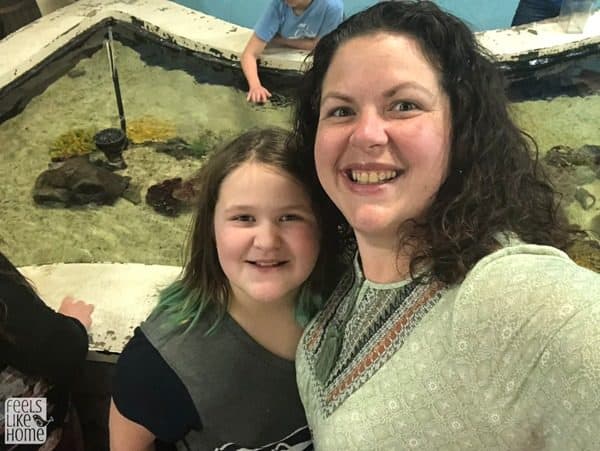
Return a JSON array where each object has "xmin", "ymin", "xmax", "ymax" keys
[{"xmin": 343, "ymin": 165, "xmax": 403, "ymax": 185}]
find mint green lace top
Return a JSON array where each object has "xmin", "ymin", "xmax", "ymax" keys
[{"xmin": 296, "ymin": 243, "xmax": 600, "ymax": 450}]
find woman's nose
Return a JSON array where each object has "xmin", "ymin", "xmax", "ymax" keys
[
  {"xmin": 253, "ymin": 222, "xmax": 281, "ymax": 249},
  {"xmin": 349, "ymin": 109, "xmax": 388, "ymax": 151}
]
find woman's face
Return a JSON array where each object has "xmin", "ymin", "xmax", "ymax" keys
[{"xmin": 315, "ymin": 33, "xmax": 451, "ymax": 245}]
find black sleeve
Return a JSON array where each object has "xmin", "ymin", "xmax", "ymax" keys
[
  {"xmin": 112, "ymin": 328, "xmax": 201, "ymax": 443},
  {"xmin": 0, "ymin": 276, "xmax": 89, "ymax": 383}
]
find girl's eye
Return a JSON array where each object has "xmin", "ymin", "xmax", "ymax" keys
[
  {"xmin": 280, "ymin": 214, "xmax": 302, "ymax": 222},
  {"xmin": 391, "ymin": 101, "xmax": 417, "ymax": 112},
  {"xmin": 232, "ymin": 215, "xmax": 254, "ymax": 222},
  {"xmin": 327, "ymin": 106, "xmax": 354, "ymax": 118}
]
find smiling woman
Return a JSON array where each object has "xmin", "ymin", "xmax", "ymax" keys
[
  {"xmin": 315, "ymin": 32, "xmax": 451, "ymax": 281},
  {"xmin": 292, "ymin": 1, "xmax": 600, "ymax": 449}
]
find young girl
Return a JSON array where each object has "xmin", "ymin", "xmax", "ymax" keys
[{"xmin": 109, "ymin": 128, "xmax": 344, "ymax": 450}]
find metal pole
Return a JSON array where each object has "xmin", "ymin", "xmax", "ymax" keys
[{"xmin": 106, "ymin": 27, "xmax": 127, "ymax": 134}]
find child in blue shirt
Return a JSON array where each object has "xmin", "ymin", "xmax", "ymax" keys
[{"xmin": 241, "ymin": 0, "xmax": 343, "ymax": 103}]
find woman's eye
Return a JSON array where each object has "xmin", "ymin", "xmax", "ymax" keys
[
  {"xmin": 391, "ymin": 101, "xmax": 417, "ymax": 112},
  {"xmin": 327, "ymin": 106, "xmax": 354, "ymax": 118}
]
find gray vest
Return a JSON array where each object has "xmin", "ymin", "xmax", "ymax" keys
[{"xmin": 141, "ymin": 309, "xmax": 311, "ymax": 450}]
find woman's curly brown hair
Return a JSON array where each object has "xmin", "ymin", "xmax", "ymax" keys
[{"xmin": 293, "ymin": 0, "xmax": 575, "ymax": 285}]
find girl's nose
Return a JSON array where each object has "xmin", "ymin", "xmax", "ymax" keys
[
  {"xmin": 349, "ymin": 109, "xmax": 388, "ymax": 152},
  {"xmin": 253, "ymin": 222, "xmax": 281, "ymax": 249}
]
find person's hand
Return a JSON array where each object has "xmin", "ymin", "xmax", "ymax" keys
[
  {"xmin": 247, "ymin": 85, "xmax": 272, "ymax": 104},
  {"xmin": 58, "ymin": 296, "xmax": 94, "ymax": 331}
]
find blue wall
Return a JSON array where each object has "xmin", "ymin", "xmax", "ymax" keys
[{"xmin": 173, "ymin": 0, "xmax": 521, "ymax": 31}]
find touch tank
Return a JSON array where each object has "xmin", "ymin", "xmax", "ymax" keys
[{"xmin": 0, "ymin": 5, "xmax": 598, "ymax": 273}]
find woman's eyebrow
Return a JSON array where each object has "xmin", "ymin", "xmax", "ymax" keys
[
  {"xmin": 320, "ymin": 91, "xmax": 353, "ymax": 105},
  {"xmin": 321, "ymin": 82, "xmax": 435, "ymax": 105},
  {"xmin": 383, "ymin": 82, "xmax": 434, "ymax": 98}
]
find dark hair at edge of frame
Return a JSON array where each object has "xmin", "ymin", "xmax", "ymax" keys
[
  {"xmin": 293, "ymin": 0, "xmax": 576, "ymax": 286},
  {"xmin": 152, "ymin": 127, "xmax": 347, "ymax": 334},
  {"xmin": 0, "ymin": 251, "xmax": 39, "ymax": 343}
]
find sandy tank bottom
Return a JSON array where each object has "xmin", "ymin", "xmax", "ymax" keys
[
  {"xmin": 0, "ymin": 41, "xmax": 599, "ymax": 267},
  {"xmin": 0, "ymin": 42, "xmax": 292, "ymax": 267}
]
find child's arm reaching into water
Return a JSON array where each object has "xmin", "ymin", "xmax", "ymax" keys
[
  {"xmin": 109, "ymin": 399, "xmax": 156, "ymax": 451},
  {"xmin": 241, "ymin": 33, "xmax": 271, "ymax": 103}
]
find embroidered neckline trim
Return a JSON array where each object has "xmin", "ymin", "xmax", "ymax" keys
[{"xmin": 303, "ymin": 262, "xmax": 446, "ymax": 417}]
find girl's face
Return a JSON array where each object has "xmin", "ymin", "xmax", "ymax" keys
[
  {"xmin": 214, "ymin": 161, "xmax": 320, "ymax": 310},
  {"xmin": 315, "ymin": 33, "xmax": 451, "ymax": 246}
]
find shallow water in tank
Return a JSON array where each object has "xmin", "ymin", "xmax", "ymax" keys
[
  {"xmin": 0, "ymin": 40, "xmax": 291, "ymax": 266},
  {"xmin": 0, "ymin": 40, "xmax": 598, "ymax": 267}
]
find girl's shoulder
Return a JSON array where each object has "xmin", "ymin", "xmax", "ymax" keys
[{"xmin": 113, "ymin": 327, "xmax": 200, "ymax": 441}]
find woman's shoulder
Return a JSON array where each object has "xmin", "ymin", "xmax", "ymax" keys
[
  {"xmin": 448, "ymin": 243, "xmax": 600, "ymax": 438},
  {"xmin": 462, "ymin": 242, "xmax": 598, "ymax": 301},
  {"xmin": 451, "ymin": 242, "xmax": 600, "ymax": 347}
]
